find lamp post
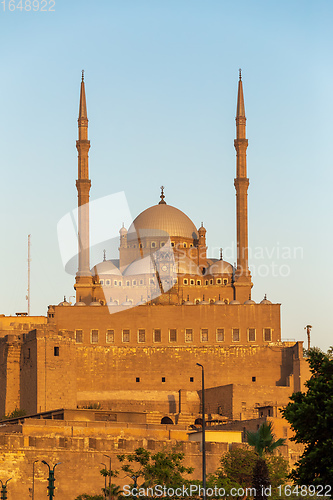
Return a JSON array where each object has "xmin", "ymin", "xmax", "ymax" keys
[
  {"xmin": 0, "ymin": 479, "xmax": 11, "ymax": 500},
  {"xmin": 101, "ymin": 463, "xmax": 107, "ymax": 500},
  {"xmin": 103, "ymin": 454, "xmax": 112, "ymax": 500},
  {"xmin": 41, "ymin": 461, "xmax": 61, "ymax": 499},
  {"xmin": 196, "ymin": 363, "xmax": 206, "ymax": 500},
  {"xmin": 32, "ymin": 460, "xmax": 39, "ymax": 500}
]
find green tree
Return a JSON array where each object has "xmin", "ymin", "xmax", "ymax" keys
[
  {"xmin": 215, "ymin": 448, "xmax": 288, "ymax": 491},
  {"xmin": 247, "ymin": 422, "xmax": 286, "ymax": 499},
  {"xmin": 282, "ymin": 347, "xmax": 333, "ymax": 486},
  {"xmin": 117, "ymin": 446, "xmax": 194, "ymax": 495}
]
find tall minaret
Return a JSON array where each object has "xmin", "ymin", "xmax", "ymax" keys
[
  {"xmin": 234, "ymin": 70, "xmax": 252, "ymax": 299},
  {"xmin": 74, "ymin": 71, "xmax": 94, "ymax": 303}
]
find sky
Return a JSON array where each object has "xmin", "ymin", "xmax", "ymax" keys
[{"xmin": 0, "ymin": 0, "xmax": 332, "ymax": 351}]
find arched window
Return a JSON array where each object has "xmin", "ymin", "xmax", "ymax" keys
[{"xmin": 161, "ymin": 416, "xmax": 174, "ymax": 425}]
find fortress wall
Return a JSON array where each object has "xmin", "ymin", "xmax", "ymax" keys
[
  {"xmin": 52, "ymin": 303, "xmax": 281, "ymax": 346},
  {"xmin": 73, "ymin": 344, "xmax": 293, "ymax": 395},
  {"xmin": 203, "ymin": 384, "xmax": 293, "ymax": 420},
  {"xmin": 0, "ymin": 429, "xmax": 229, "ymax": 500}
]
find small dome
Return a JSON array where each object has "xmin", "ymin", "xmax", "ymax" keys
[
  {"xmin": 91, "ymin": 260, "xmax": 121, "ymax": 276},
  {"xmin": 177, "ymin": 257, "xmax": 201, "ymax": 276},
  {"xmin": 260, "ymin": 295, "xmax": 272, "ymax": 305},
  {"xmin": 58, "ymin": 297, "xmax": 70, "ymax": 307},
  {"xmin": 205, "ymin": 260, "xmax": 234, "ymax": 276},
  {"xmin": 128, "ymin": 203, "xmax": 199, "ymax": 241},
  {"xmin": 123, "ymin": 256, "xmax": 155, "ymax": 276},
  {"xmin": 90, "ymin": 301, "xmax": 101, "ymax": 306},
  {"xmin": 121, "ymin": 297, "xmax": 133, "ymax": 306},
  {"xmin": 74, "ymin": 301, "xmax": 86, "ymax": 307},
  {"xmin": 107, "ymin": 300, "xmax": 118, "ymax": 306},
  {"xmin": 214, "ymin": 299, "xmax": 225, "ymax": 305},
  {"xmin": 244, "ymin": 299, "xmax": 256, "ymax": 305},
  {"xmin": 229, "ymin": 299, "xmax": 241, "ymax": 305}
]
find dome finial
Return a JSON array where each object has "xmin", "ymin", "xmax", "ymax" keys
[
  {"xmin": 239, "ymin": 68, "xmax": 242, "ymax": 80},
  {"xmin": 159, "ymin": 185, "xmax": 166, "ymax": 204},
  {"xmin": 103, "ymin": 249, "xmax": 106, "ymax": 262},
  {"xmin": 81, "ymin": 69, "xmax": 84, "ymax": 82},
  {"xmin": 220, "ymin": 248, "xmax": 223, "ymax": 260}
]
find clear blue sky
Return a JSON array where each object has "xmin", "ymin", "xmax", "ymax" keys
[{"xmin": 0, "ymin": 0, "xmax": 332, "ymax": 351}]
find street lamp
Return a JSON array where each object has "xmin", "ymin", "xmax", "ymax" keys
[
  {"xmin": 101, "ymin": 463, "xmax": 107, "ymax": 500},
  {"xmin": 32, "ymin": 460, "xmax": 39, "ymax": 500},
  {"xmin": 41, "ymin": 461, "xmax": 61, "ymax": 500},
  {"xmin": 196, "ymin": 363, "xmax": 206, "ymax": 500},
  {"xmin": 103, "ymin": 454, "xmax": 112, "ymax": 500},
  {"xmin": 0, "ymin": 479, "xmax": 11, "ymax": 500}
]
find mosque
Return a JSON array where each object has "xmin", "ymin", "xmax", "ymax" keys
[{"xmin": 0, "ymin": 73, "xmax": 310, "ymax": 497}]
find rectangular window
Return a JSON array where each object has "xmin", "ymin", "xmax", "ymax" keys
[
  {"xmin": 185, "ymin": 329, "xmax": 193, "ymax": 342},
  {"xmin": 264, "ymin": 328, "xmax": 272, "ymax": 341},
  {"xmin": 216, "ymin": 328, "xmax": 224, "ymax": 342},
  {"xmin": 122, "ymin": 330, "xmax": 130, "ymax": 343},
  {"xmin": 153, "ymin": 329, "xmax": 161, "ymax": 342},
  {"xmin": 91, "ymin": 330, "xmax": 99, "ymax": 344},
  {"xmin": 248, "ymin": 328, "xmax": 256, "ymax": 342},
  {"xmin": 232, "ymin": 328, "xmax": 240, "ymax": 342},
  {"xmin": 169, "ymin": 329, "xmax": 177, "ymax": 342},
  {"xmin": 216, "ymin": 278, "xmax": 222, "ymax": 284},
  {"xmin": 149, "ymin": 278, "xmax": 155, "ymax": 284},
  {"xmin": 183, "ymin": 278, "xmax": 188, "ymax": 285},
  {"xmin": 205, "ymin": 280, "xmax": 208, "ymax": 285},
  {"xmin": 138, "ymin": 329, "xmax": 146, "ymax": 343},
  {"xmin": 105, "ymin": 279, "xmax": 111, "ymax": 286},
  {"xmin": 223, "ymin": 278, "xmax": 228, "ymax": 285},
  {"xmin": 100, "ymin": 279, "xmax": 104, "ymax": 285},
  {"xmin": 201, "ymin": 329, "xmax": 208, "ymax": 342},
  {"xmin": 210, "ymin": 279, "xmax": 213, "ymax": 285},
  {"xmin": 106, "ymin": 329, "xmax": 115, "ymax": 343},
  {"xmin": 54, "ymin": 346, "xmax": 59, "ymax": 356},
  {"xmin": 190, "ymin": 279, "xmax": 195, "ymax": 285},
  {"xmin": 75, "ymin": 329, "xmax": 83, "ymax": 343},
  {"xmin": 196, "ymin": 280, "xmax": 201, "ymax": 286}
]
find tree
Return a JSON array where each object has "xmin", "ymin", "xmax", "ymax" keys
[
  {"xmin": 282, "ymin": 347, "xmax": 333, "ymax": 485},
  {"xmin": 216, "ymin": 448, "xmax": 288, "ymax": 491},
  {"xmin": 117, "ymin": 446, "xmax": 194, "ymax": 495},
  {"xmin": 247, "ymin": 422, "xmax": 286, "ymax": 499}
]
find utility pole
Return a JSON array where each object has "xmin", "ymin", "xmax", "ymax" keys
[
  {"xmin": 0, "ymin": 479, "xmax": 11, "ymax": 500},
  {"xmin": 103, "ymin": 455, "xmax": 112, "ymax": 500},
  {"xmin": 27, "ymin": 234, "xmax": 31, "ymax": 315},
  {"xmin": 196, "ymin": 363, "xmax": 206, "ymax": 500}
]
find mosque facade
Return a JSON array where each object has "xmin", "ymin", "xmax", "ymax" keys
[{"xmin": 0, "ymin": 72, "xmax": 309, "ymax": 444}]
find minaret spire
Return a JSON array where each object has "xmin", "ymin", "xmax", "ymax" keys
[
  {"xmin": 234, "ymin": 71, "xmax": 252, "ymax": 297},
  {"xmin": 74, "ymin": 71, "xmax": 93, "ymax": 303}
]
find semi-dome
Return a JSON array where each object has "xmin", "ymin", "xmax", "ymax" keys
[
  {"xmin": 177, "ymin": 257, "xmax": 201, "ymax": 276},
  {"xmin": 128, "ymin": 204, "xmax": 199, "ymax": 241},
  {"xmin": 205, "ymin": 260, "xmax": 234, "ymax": 275},
  {"xmin": 123, "ymin": 256, "xmax": 155, "ymax": 276},
  {"xmin": 260, "ymin": 295, "xmax": 272, "ymax": 305},
  {"xmin": 91, "ymin": 260, "xmax": 121, "ymax": 276}
]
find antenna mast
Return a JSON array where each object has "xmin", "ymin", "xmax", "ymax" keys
[{"xmin": 27, "ymin": 234, "xmax": 31, "ymax": 316}]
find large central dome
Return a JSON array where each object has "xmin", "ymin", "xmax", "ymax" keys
[{"xmin": 128, "ymin": 203, "xmax": 199, "ymax": 240}]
